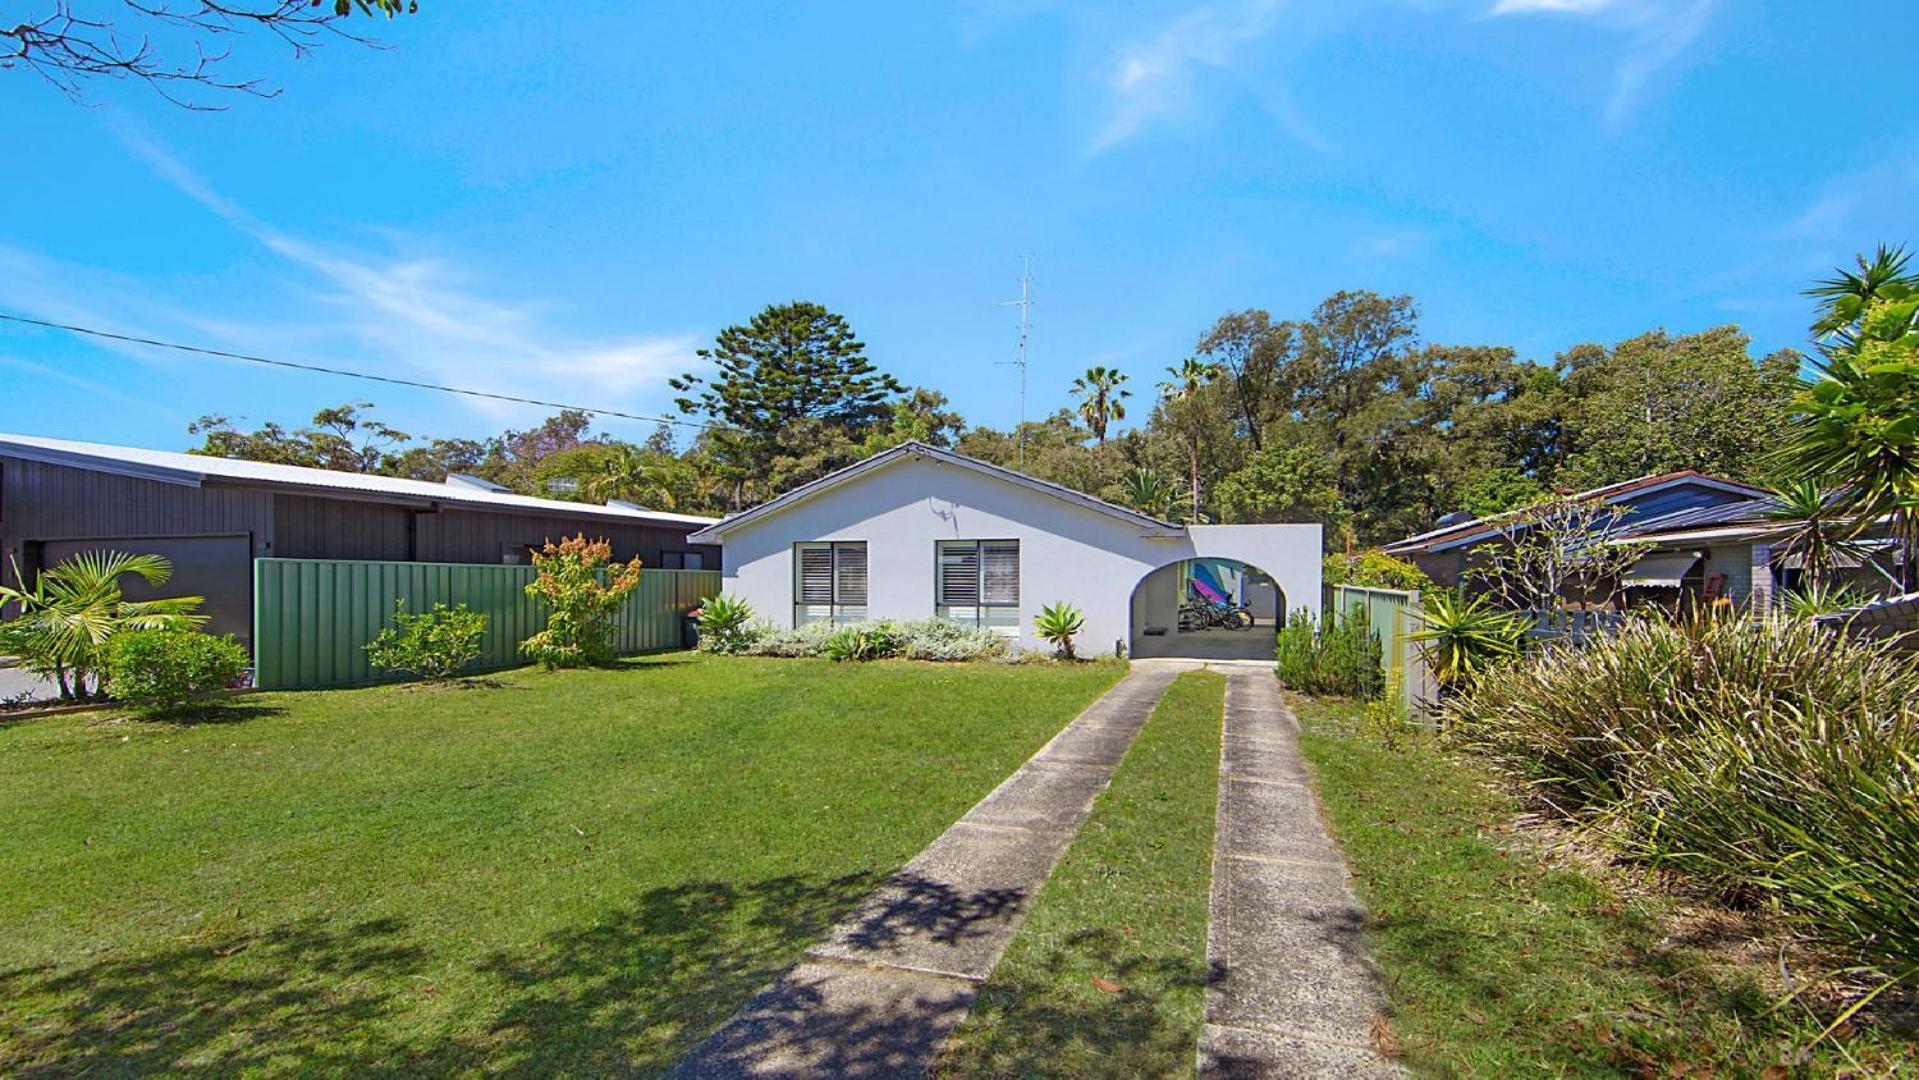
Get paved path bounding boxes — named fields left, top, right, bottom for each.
left=1197, top=667, right=1400, bottom=1077
left=0, top=662, right=57, bottom=706
left=674, top=660, right=1194, bottom=1079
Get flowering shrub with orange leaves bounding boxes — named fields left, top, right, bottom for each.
left=518, top=534, right=644, bottom=669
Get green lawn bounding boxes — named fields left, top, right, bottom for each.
left=937, top=670, right=1225, bottom=1077
left=1290, top=694, right=1919, bottom=1078
left=0, top=654, right=1124, bottom=1075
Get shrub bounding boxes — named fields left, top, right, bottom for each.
left=695, top=594, right=763, bottom=655
left=364, top=600, right=488, bottom=681
left=104, top=629, right=249, bottom=715
left=1322, top=550, right=1431, bottom=592
left=1274, top=605, right=1383, bottom=698
left=743, top=621, right=840, bottom=658
left=822, top=622, right=905, bottom=662
left=1443, top=611, right=1919, bottom=983
left=1409, top=590, right=1528, bottom=691
left=897, top=618, right=1008, bottom=662
left=1034, top=602, right=1085, bottom=660
left=519, top=535, right=643, bottom=670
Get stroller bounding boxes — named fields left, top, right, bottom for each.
left=1178, top=577, right=1255, bottom=631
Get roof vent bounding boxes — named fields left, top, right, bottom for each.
left=605, top=498, right=651, bottom=511
left=445, top=473, right=512, bottom=493
left=1436, top=511, right=1474, bottom=527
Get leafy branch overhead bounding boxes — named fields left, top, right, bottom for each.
left=3, top=0, right=417, bottom=108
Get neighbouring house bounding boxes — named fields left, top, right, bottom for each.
left=0, top=433, right=719, bottom=649
left=1383, top=470, right=1770, bottom=597
left=687, top=442, right=1321, bottom=660
left=1615, top=496, right=1906, bottom=610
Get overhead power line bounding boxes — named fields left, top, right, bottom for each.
left=0, top=311, right=729, bottom=433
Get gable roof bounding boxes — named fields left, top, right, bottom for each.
left=687, top=441, right=1183, bottom=543
left=0, top=432, right=718, bottom=529
left=1384, top=470, right=1771, bottom=556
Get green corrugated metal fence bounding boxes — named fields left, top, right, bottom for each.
left=252, top=559, right=721, bottom=690
left=1325, top=583, right=1433, bottom=718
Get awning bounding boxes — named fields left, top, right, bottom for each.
left=1622, top=551, right=1701, bottom=588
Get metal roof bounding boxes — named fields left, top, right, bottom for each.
left=0, top=432, right=718, bottom=529
left=688, top=441, right=1183, bottom=543
left=1384, top=470, right=1771, bottom=555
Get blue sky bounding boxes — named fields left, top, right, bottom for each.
left=3, top=0, right=1914, bottom=452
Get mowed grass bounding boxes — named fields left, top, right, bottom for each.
left=1290, top=695, right=1919, bottom=1078
left=938, top=670, right=1225, bottom=1077
left=0, top=654, right=1124, bottom=1075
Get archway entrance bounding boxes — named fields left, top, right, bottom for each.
left=1129, top=557, right=1283, bottom=660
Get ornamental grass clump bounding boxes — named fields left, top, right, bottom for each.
left=1442, top=611, right=1919, bottom=986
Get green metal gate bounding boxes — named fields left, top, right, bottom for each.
left=252, top=559, right=721, bottom=690
left=1326, top=583, right=1432, bottom=717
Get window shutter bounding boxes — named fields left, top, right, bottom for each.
left=982, top=541, right=1020, bottom=605
left=798, top=545, right=834, bottom=603
left=939, top=543, right=981, bottom=605
left=834, top=543, right=868, bottom=605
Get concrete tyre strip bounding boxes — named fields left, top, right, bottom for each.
left=675, top=660, right=1192, bottom=1079
left=1198, top=668, right=1402, bottom=1078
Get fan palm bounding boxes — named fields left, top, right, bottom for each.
left=1069, top=366, right=1131, bottom=444
left=1158, top=357, right=1223, bottom=523
left=0, top=551, right=206, bottom=701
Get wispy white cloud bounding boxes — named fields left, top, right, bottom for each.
left=110, top=132, right=704, bottom=419
left=1093, top=0, right=1313, bottom=151
left=1489, top=0, right=1716, bottom=129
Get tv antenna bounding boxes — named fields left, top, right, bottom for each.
left=999, top=255, right=1034, bottom=470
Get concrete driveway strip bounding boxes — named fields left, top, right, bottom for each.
left=1198, top=666, right=1401, bottom=1078
left=675, top=660, right=1193, bottom=1079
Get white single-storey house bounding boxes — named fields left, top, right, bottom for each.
left=687, top=442, right=1321, bottom=659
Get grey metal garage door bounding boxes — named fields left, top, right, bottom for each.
left=39, top=535, right=253, bottom=648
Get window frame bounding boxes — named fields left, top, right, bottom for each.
left=793, top=541, right=868, bottom=626
left=935, top=539, right=1020, bottom=631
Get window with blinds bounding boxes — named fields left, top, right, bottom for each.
left=937, top=540, right=1019, bottom=633
left=794, top=542, right=867, bottom=625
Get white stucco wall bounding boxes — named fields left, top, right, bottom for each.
left=711, top=454, right=1321, bottom=654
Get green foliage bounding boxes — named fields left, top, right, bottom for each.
left=1033, top=602, right=1086, bottom=660
left=1780, top=580, right=1869, bottom=620
left=741, top=618, right=1006, bottom=662
left=0, top=551, right=206, bottom=701
left=1069, top=366, right=1131, bottom=444
left=103, top=629, right=249, bottom=715
left=821, top=622, right=906, bottom=662
left=1210, top=444, right=1347, bottom=535
left=1274, top=606, right=1383, bottom=699
left=1454, top=466, right=1545, bottom=518
left=1443, top=612, right=1919, bottom=986
left=1321, top=549, right=1431, bottom=591
left=1117, top=468, right=1180, bottom=521
left=694, top=594, right=761, bottom=655
left=1409, top=590, right=1528, bottom=690
left=518, top=535, right=643, bottom=670
left=364, top=600, right=487, bottom=681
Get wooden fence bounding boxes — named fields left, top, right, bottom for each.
left=1325, top=583, right=1435, bottom=718
left=252, top=559, right=721, bottom=690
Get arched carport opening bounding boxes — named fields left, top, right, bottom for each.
left=1128, top=557, right=1285, bottom=660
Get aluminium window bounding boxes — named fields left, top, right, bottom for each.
left=937, top=539, right=1020, bottom=634
left=794, top=541, right=867, bottom=625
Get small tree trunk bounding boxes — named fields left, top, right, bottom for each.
left=1189, top=435, right=1201, bottom=523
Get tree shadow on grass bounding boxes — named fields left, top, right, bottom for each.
left=939, top=925, right=1215, bottom=1076
left=0, top=916, right=425, bottom=1077
left=0, top=873, right=886, bottom=1077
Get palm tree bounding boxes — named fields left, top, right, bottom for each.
left=1785, top=245, right=1919, bottom=589
left=1764, top=480, right=1874, bottom=594
left=1159, top=357, right=1222, bottom=523
left=1119, top=468, right=1179, bottom=521
left=1069, top=366, right=1131, bottom=445
left=0, top=551, right=206, bottom=700
left=585, top=445, right=678, bottom=511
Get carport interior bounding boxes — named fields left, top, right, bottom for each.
left=1129, top=557, right=1280, bottom=660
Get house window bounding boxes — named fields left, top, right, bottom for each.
left=660, top=551, right=684, bottom=570
left=937, top=540, right=1020, bottom=635
left=795, top=542, right=867, bottom=625
left=683, top=551, right=705, bottom=571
